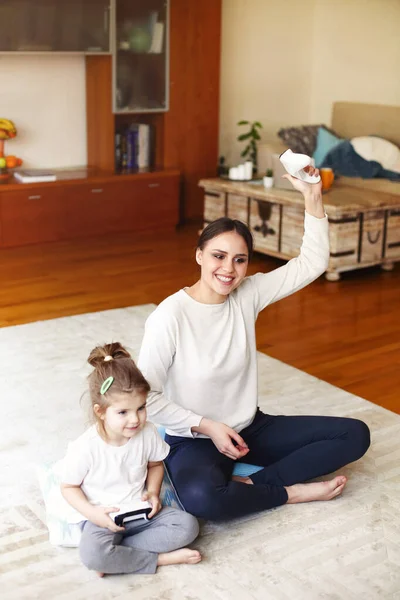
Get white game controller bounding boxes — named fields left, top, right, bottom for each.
left=279, top=149, right=321, bottom=184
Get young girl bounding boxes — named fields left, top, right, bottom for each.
left=60, top=342, right=201, bottom=576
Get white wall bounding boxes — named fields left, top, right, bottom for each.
left=309, top=0, right=400, bottom=123
left=1, top=0, right=399, bottom=169
left=220, top=0, right=400, bottom=165
left=0, top=55, right=87, bottom=168
left=219, top=0, right=316, bottom=165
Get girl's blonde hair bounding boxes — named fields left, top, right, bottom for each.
left=87, top=342, right=150, bottom=436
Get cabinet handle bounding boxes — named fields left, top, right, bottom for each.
left=28, top=195, right=41, bottom=200
left=91, top=188, right=103, bottom=193
left=148, top=183, right=160, bottom=188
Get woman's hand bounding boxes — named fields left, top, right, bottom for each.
left=282, top=165, right=322, bottom=195
left=195, top=418, right=249, bottom=460
left=142, top=491, right=162, bottom=518
left=89, top=506, right=125, bottom=532
left=283, top=166, right=325, bottom=218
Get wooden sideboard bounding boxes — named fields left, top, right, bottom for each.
left=199, top=178, right=400, bottom=281
left=0, top=168, right=180, bottom=248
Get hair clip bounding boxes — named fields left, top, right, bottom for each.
left=104, top=355, right=113, bottom=362
left=100, top=376, right=114, bottom=395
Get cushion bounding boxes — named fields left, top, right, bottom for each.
left=350, top=136, right=400, bottom=173
left=37, top=458, right=184, bottom=547
left=313, top=127, right=344, bottom=167
left=277, top=124, right=338, bottom=157
left=157, top=426, right=263, bottom=478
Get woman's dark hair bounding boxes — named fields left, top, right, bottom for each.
left=86, top=342, right=150, bottom=436
left=197, top=217, right=254, bottom=261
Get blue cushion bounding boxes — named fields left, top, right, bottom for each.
left=313, top=126, right=343, bottom=167
left=157, top=427, right=263, bottom=479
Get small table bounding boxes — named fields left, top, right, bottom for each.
left=199, top=178, right=400, bottom=281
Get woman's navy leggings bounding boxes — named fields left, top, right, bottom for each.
left=165, top=409, right=370, bottom=521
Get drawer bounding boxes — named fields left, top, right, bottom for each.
left=250, top=199, right=280, bottom=254
left=0, top=188, right=66, bottom=247
left=227, top=194, right=248, bottom=223
left=64, top=182, right=118, bottom=238
left=127, top=176, right=179, bottom=230
left=64, top=176, right=179, bottom=238
left=280, top=205, right=304, bottom=257
left=203, top=190, right=225, bottom=222
left=385, top=209, right=400, bottom=259
left=328, top=214, right=360, bottom=268
left=360, top=210, right=385, bottom=263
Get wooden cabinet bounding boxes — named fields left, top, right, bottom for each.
left=64, top=181, right=125, bottom=238
left=385, top=209, right=400, bottom=260
left=114, top=0, right=168, bottom=113
left=87, top=0, right=222, bottom=221
left=0, top=188, right=67, bottom=247
left=0, top=0, right=110, bottom=53
left=64, top=175, right=179, bottom=238
left=0, top=169, right=179, bottom=248
left=200, top=178, right=400, bottom=281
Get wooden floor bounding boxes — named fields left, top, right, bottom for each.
left=1, top=226, right=399, bottom=414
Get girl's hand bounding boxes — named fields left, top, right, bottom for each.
left=89, top=506, right=125, bottom=532
left=282, top=165, right=323, bottom=196
left=142, top=491, right=162, bottom=518
left=204, top=420, right=249, bottom=460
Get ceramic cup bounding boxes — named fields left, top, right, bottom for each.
left=320, top=167, right=334, bottom=191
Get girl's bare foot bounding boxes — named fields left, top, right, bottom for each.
left=232, top=475, right=253, bottom=485
left=285, top=475, right=347, bottom=504
left=157, top=548, right=202, bottom=567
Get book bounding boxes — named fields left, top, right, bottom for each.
left=127, top=126, right=139, bottom=169
left=148, top=22, right=164, bottom=54
left=14, top=169, right=56, bottom=183
left=115, top=131, right=122, bottom=172
left=138, top=124, right=150, bottom=169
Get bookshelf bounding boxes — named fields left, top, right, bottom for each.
left=0, top=0, right=221, bottom=248
left=86, top=0, right=221, bottom=221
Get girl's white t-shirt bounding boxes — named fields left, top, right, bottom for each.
left=61, top=422, right=169, bottom=523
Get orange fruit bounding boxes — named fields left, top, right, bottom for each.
left=6, top=155, right=17, bottom=168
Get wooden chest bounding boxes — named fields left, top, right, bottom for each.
left=199, top=178, right=400, bottom=281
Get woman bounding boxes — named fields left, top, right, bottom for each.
left=137, top=167, right=370, bottom=521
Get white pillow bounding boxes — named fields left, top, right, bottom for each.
left=36, top=458, right=185, bottom=547
left=350, top=136, right=400, bottom=173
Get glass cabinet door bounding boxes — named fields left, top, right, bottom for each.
left=0, top=0, right=110, bottom=53
left=113, top=0, right=168, bottom=113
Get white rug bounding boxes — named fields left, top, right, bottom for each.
left=0, top=305, right=399, bottom=600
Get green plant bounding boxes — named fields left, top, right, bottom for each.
left=266, top=168, right=273, bottom=177
left=237, top=120, right=263, bottom=172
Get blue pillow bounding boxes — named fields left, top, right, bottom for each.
left=313, top=127, right=343, bottom=167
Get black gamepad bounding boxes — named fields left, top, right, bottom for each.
left=114, top=507, right=152, bottom=526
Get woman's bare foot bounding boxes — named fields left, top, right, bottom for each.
left=285, top=475, right=347, bottom=504
left=157, top=548, right=202, bottom=567
left=96, top=572, right=105, bottom=578
left=232, top=475, right=253, bottom=485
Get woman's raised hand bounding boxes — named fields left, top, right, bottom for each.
left=282, top=165, right=323, bottom=195
left=197, top=418, right=249, bottom=460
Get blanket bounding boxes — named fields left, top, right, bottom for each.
left=321, top=140, right=400, bottom=181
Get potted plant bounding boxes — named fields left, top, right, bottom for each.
left=263, top=168, right=274, bottom=188
left=237, top=120, right=262, bottom=175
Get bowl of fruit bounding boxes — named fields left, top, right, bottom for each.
left=0, top=155, right=23, bottom=183
left=0, top=119, right=23, bottom=183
